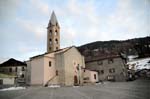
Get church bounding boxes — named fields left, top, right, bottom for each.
left=26, top=11, right=98, bottom=86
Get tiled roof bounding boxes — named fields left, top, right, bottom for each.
left=30, top=46, right=74, bottom=59
left=85, top=55, right=121, bottom=63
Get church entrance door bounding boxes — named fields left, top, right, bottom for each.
left=74, top=75, right=78, bottom=85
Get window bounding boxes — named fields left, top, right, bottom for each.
left=55, top=39, right=58, bottom=44
left=56, top=47, right=58, bottom=50
left=109, top=69, right=111, bottom=73
left=94, top=74, right=96, bottom=79
left=100, top=70, right=104, bottom=74
left=108, top=58, right=114, bottom=64
left=49, top=39, right=52, bottom=44
left=109, top=68, right=115, bottom=73
left=97, top=60, right=103, bottom=65
left=9, top=68, right=12, bottom=72
left=56, top=70, right=58, bottom=76
left=55, top=30, right=58, bottom=35
left=49, top=61, right=51, bottom=67
left=21, top=74, right=24, bottom=78
left=84, top=69, right=85, bottom=72
left=98, top=70, right=104, bottom=74
left=22, top=67, right=25, bottom=71
left=49, top=47, right=52, bottom=51
left=112, top=68, right=115, bottom=73
left=49, top=30, right=52, bottom=35
left=50, top=30, right=52, bottom=33
left=15, top=67, right=17, bottom=72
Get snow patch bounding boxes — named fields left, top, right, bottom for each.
left=0, top=87, right=26, bottom=91
left=73, top=86, right=80, bottom=88
left=48, top=85, right=60, bottom=88
left=127, top=58, right=150, bottom=70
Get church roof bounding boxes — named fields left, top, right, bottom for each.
left=30, top=46, right=76, bottom=59
left=48, top=11, right=59, bottom=28
left=0, top=58, right=26, bottom=67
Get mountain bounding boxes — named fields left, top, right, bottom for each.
left=78, top=36, right=150, bottom=62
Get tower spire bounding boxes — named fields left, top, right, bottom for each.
left=47, top=11, right=60, bottom=52
left=48, top=11, right=59, bottom=28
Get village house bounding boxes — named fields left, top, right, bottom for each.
left=0, top=58, right=26, bottom=85
left=26, top=11, right=98, bottom=86
left=85, top=55, right=127, bottom=81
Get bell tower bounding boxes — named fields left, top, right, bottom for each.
left=47, top=11, right=60, bottom=52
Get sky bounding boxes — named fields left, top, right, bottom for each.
left=0, top=0, right=150, bottom=62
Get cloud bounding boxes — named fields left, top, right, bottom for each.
left=56, top=0, right=101, bottom=45
left=0, top=0, right=22, bottom=21
left=57, top=0, right=149, bottom=43
left=104, top=0, right=149, bottom=40
left=30, top=0, right=50, bottom=16
left=0, top=0, right=149, bottom=60
left=16, top=18, right=46, bottom=39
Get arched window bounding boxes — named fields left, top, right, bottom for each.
left=49, top=39, right=52, bottom=44
left=21, top=74, right=24, bottom=78
left=49, top=47, right=52, bottom=50
left=49, top=30, right=52, bottom=35
left=55, top=30, right=58, bottom=35
left=55, top=39, right=58, bottom=44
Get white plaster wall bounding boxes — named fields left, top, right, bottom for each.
left=63, top=47, right=85, bottom=86
left=83, top=70, right=98, bottom=83
left=30, top=57, right=44, bottom=85
left=43, top=53, right=58, bottom=85
left=90, top=71, right=98, bottom=83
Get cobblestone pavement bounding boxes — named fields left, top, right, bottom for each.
left=0, top=79, right=149, bottom=99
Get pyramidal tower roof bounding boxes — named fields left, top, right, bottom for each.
left=48, top=11, right=59, bottom=27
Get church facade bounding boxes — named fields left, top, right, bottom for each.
left=26, top=11, right=98, bottom=86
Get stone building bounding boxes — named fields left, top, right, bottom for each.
left=85, top=56, right=127, bottom=81
left=26, top=11, right=98, bottom=86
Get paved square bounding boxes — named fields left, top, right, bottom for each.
left=0, top=79, right=149, bottom=99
